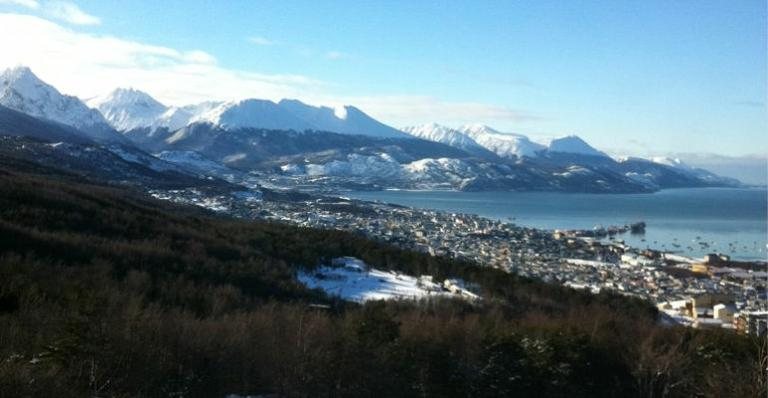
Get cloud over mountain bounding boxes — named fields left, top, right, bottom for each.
left=0, top=12, right=543, bottom=136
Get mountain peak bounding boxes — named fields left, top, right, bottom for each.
left=547, top=135, right=606, bottom=157
left=88, top=88, right=168, bottom=131
left=455, top=124, right=545, bottom=158
left=402, top=123, right=456, bottom=135
left=458, top=124, right=531, bottom=140
left=1, top=66, right=54, bottom=98
left=460, top=123, right=497, bottom=134
left=401, top=123, right=491, bottom=157
left=277, top=99, right=409, bottom=138
left=197, top=98, right=313, bottom=131
left=0, top=66, right=123, bottom=143
left=404, top=122, right=452, bottom=131
left=91, top=87, right=165, bottom=108
left=110, top=87, right=158, bottom=101
left=1, top=65, right=36, bottom=81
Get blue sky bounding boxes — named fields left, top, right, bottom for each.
left=0, top=0, right=766, bottom=159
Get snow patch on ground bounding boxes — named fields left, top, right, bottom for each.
left=107, top=146, right=177, bottom=172
left=299, top=257, right=479, bottom=303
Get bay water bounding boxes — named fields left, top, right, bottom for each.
left=346, top=188, right=768, bottom=261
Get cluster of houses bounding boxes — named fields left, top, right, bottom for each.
left=657, top=294, right=767, bottom=336
left=148, top=187, right=767, bottom=335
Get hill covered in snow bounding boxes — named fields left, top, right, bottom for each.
left=0, top=67, right=124, bottom=143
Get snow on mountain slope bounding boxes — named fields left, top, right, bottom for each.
left=547, top=135, right=607, bottom=157
left=298, top=154, right=482, bottom=184
left=105, top=144, right=183, bottom=173
left=305, top=153, right=404, bottom=178
left=87, top=95, right=411, bottom=139
left=0, top=66, right=123, bottom=143
left=88, top=88, right=168, bottom=131
left=152, top=101, right=224, bottom=131
left=458, top=124, right=546, bottom=158
left=155, top=150, right=232, bottom=173
left=284, top=154, right=479, bottom=187
left=651, top=156, right=694, bottom=171
left=83, top=88, right=409, bottom=138
left=155, top=150, right=246, bottom=182
left=153, top=107, right=192, bottom=131
left=649, top=156, right=740, bottom=185
left=276, top=99, right=351, bottom=133
left=404, top=157, right=475, bottom=182
left=401, top=123, right=485, bottom=152
left=278, top=99, right=410, bottom=139
left=85, top=86, right=224, bottom=133
left=0, top=104, right=94, bottom=145
left=195, top=99, right=313, bottom=131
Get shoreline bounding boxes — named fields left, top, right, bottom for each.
left=344, top=188, right=768, bottom=262
left=149, top=182, right=768, bottom=333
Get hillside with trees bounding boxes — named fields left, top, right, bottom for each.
left=0, top=163, right=764, bottom=397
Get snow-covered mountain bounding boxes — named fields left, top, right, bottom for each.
left=305, top=153, right=404, bottom=178
left=402, top=123, right=544, bottom=159
left=194, top=99, right=313, bottom=131
left=0, top=67, right=742, bottom=193
left=404, top=157, right=478, bottom=186
left=199, top=98, right=409, bottom=139
left=0, top=134, right=230, bottom=190
left=547, top=135, right=607, bottom=157
left=0, top=104, right=93, bottom=144
left=279, top=99, right=410, bottom=139
left=87, top=89, right=410, bottom=139
left=88, top=88, right=168, bottom=131
left=153, top=101, right=224, bottom=132
left=650, top=156, right=694, bottom=171
left=401, top=123, right=485, bottom=153
left=404, top=124, right=605, bottom=160
left=0, top=66, right=123, bottom=143
left=649, top=156, right=739, bottom=185
left=458, top=124, right=546, bottom=158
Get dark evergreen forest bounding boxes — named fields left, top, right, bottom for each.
left=0, top=164, right=764, bottom=397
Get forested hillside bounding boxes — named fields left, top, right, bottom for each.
left=0, top=164, right=764, bottom=397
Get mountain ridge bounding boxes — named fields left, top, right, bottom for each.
left=0, top=67, right=125, bottom=143
left=0, top=66, right=744, bottom=193
left=88, top=84, right=410, bottom=139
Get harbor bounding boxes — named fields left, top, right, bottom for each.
left=150, top=185, right=768, bottom=336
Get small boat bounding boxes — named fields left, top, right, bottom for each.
left=629, top=221, right=646, bottom=234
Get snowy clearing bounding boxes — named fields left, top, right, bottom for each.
left=299, top=257, right=479, bottom=303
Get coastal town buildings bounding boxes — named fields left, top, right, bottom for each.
left=149, top=187, right=768, bottom=334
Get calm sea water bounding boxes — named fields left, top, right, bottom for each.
left=346, top=188, right=768, bottom=261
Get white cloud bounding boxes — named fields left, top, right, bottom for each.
left=1, top=0, right=100, bottom=25
left=182, top=50, right=217, bottom=65
left=0, top=13, right=324, bottom=104
left=0, top=0, right=39, bottom=8
left=44, top=1, right=99, bottom=25
left=247, top=36, right=273, bottom=46
left=0, top=12, right=541, bottom=131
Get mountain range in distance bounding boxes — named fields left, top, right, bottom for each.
left=0, top=66, right=743, bottom=193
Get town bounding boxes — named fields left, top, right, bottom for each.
left=149, top=186, right=768, bottom=337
